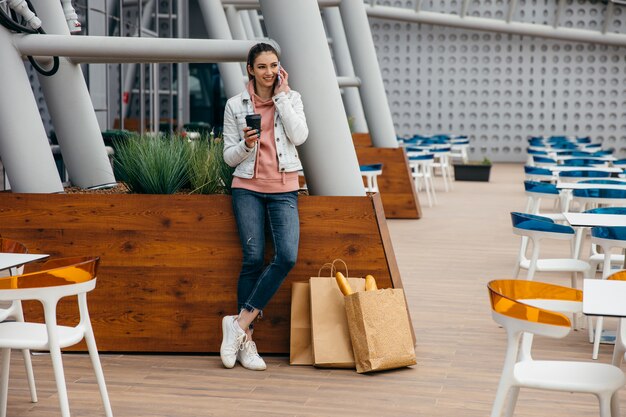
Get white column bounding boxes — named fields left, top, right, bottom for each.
left=259, top=0, right=365, bottom=196
left=339, top=0, right=398, bottom=147
left=225, top=5, right=248, bottom=40
left=248, top=10, right=265, bottom=38
left=87, top=0, right=108, bottom=129
left=29, top=0, right=116, bottom=189
left=197, top=0, right=246, bottom=97
left=0, top=26, right=63, bottom=193
left=323, top=7, right=368, bottom=133
left=121, top=0, right=155, bottom=119
left=177, top=0, right=189, bottom=129
left=239, top=9, right=255, bottom=39
left=225, top=5, right=249, bottom=74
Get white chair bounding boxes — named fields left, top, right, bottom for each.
left=584, top=207, right=626, bottom=275
left=558, top=170, right=612, bottom=184
left=359, top=163, right=383, bottom=194
left=450, top=139, right=469, bottom=164
left=525, top=149, right=550, bottom=166
left=532, top=155, right=557, bottom=167
left=523, top=166, right=555, bottom=183
left=431, top=147, right=453, bottom=191
left=0, top=238, right=36, bottom=405
left=0, top=256, right=113, bottom=417
left=523, top=181, right=566, bottom=222
left=569, top=187, right=626, bottom=213
left=607, top=271, right=626, bottom=369
left=511, top=212, right=591, bottom=286
left=488, top=279, right=625, bottom=417
left=590, top=227, right=626, bottom=360
left=408, top=154, right=437, bottom=207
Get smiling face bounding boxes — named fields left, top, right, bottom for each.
left=248, top=51, right=279, bottom=91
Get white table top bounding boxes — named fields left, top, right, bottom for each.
left=556, top=182, right=626, bottom=190
left=541, top=165, right=624, bottom=174
left=0, top=253, right=49, bottom=272
left=563, top=212, right=626, bottom=227
left=550, top=166, right=623, bottom=173
left=406, top=151, right=429, bottom=157
left=583, top=279, right=626, bottom=317
left=554, top=154, right=616, bottom=160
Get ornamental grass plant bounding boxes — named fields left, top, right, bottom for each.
left=188, top=135, right=234, bottom=195
left=113, top=134, right=192, bottom=194
left=112, top=132, right=234, bottom=195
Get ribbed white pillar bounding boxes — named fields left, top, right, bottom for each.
left=247, top=10, right=264, bottom=38
left=197, top=0, right=246, bottom=97
left=259, top=0, right=365, bottom=196
left=0, top=26, right=63, bottom=193
left=30, top=0, right=116, bottom=189
left=339, top=0, right=398, bottom=147
left=225, top=5, right=249, bottom=74
left=121, top=0, right=155, bottom=119
left=323, top=7, right=368, bottom=134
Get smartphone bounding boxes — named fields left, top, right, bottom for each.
left=276, top=62, right=282, bottom=86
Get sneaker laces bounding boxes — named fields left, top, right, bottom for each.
left=225, top=320, right=248, bottom=355
left=243, top=341, right=261, bottom=359
left=236, top=333, right=248, bottom=351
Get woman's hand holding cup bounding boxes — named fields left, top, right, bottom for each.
left=243, top=126, right=259, bottom=149
left=244, top=113, right=262, bottom=149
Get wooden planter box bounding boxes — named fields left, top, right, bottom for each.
left=351, top=133, right=422, bottom=219
left=355, top=147, right=421, bottom=219
left=0, top=192, right=407, bottom=354
left=453, top=164, right=492, bottom=182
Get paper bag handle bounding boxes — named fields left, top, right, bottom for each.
left=317, top=262, right=336, bottom=277
left=331, top=258, right=349, bottom=278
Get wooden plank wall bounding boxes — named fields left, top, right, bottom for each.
left=352, top=133, right=422, bottom=219
left=352, top=132, right=373, bottom=148
left=0, top=193, right=402, bottom=354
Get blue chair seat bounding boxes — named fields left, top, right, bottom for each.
left=524, top=180, right=559, bottom=195
left=573, top=188, right=626, bottom=199
left=409, top=154, right=434, bottom=161
left=360, top=163, right=383, bottom=172
left=579, top=179, right=626, bottom=185
left=511, top=212, right=574, bottom=234
left=559, top=170, right=611, bottom=179
left=585, top=207, right=626, bottom=215
left=524, top=166, right=552, bottom=176
left=533, top=156, right=557, bottom=164
left=561, top=158, right=604, bottom=167
left=550, top=143, right=578, bottom=150
left=548, top=135, right=569, bottom=141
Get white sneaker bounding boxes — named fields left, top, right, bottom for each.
left=237, top=341, right=267, bottom=371
left=220, top=316, right=246, bottom=368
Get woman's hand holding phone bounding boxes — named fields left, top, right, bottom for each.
left=274, top=65, right=289, bottom=96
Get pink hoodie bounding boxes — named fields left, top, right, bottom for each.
left=231, top=82, right=299, bottom=193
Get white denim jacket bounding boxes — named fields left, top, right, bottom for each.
left=223, top=89, right=308, bottom=178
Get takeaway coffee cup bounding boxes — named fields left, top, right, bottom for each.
left=245, top=114, right=262, bottom=135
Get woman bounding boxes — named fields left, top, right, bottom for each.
left=221, top=43, right=309, bottom=370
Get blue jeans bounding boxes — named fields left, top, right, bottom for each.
left=231, top=188, right=299, bottom=316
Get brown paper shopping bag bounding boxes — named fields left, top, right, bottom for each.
left=289, top=281, right=314, bottom=365
left=309, top=260, right=365, bottom=368
left=344, top=288, right=416, bottom=374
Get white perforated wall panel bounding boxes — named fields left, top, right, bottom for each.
left=369, top=0, right=626, bottom=162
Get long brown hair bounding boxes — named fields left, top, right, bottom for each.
left=246, top=43, right=280, bottom=80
